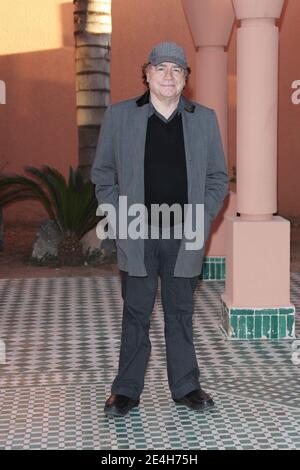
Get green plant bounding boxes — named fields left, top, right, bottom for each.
left=27, top=252, right=60, bottom=267
left=85, top=247, right=117, bottom=266
left=0, top=165, right=101, bottom=265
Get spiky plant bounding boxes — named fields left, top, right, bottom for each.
left=0, top=165, right=101, bottom=265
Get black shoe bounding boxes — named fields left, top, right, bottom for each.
left=173, top=389, right=215, bottom=411
left=104, top=394, right=140, bottom=417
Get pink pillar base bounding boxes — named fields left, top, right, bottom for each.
left=206, top=191, right=237, bottom=256
left=223, top=215, right=292, bottom=308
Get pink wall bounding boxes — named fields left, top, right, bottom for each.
left=0, top=1, right=78, bottom=223
left=110, top=0, right=196, bottom=102
left=1, top=0, right=299, bottom=224
left=277, top=0, right=300, bottom=217
left=110, top=0, right=300, bottom=219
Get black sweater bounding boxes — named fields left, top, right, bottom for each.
left=144, top=112, right=188, bottom=228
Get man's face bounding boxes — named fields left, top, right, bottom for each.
left=146, top=62, right=186, bottom=100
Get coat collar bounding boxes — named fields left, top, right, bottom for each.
left=135, top=89, right=195, bottom=113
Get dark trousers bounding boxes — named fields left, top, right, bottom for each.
left=111, top=230, right=201, bottom=400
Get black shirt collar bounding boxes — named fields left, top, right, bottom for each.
left=136, top=89, right=195, bottom=113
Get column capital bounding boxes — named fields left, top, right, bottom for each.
left=182, top=0, right=234, bottom=47
left=232, top=0, right=284, bottom=20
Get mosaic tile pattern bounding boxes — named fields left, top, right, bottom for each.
left=221, top=300, right=296, bottom=340
left=0, top=274, right=299, bottom=449
left=201, top=257, right=226, bottom=281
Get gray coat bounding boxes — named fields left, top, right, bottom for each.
left=91, top=90, right=229, bottom=278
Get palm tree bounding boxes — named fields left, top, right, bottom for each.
left=0, top=166, right=101, bottom=265
left=73, top=0, right=112, bottom=180
left=1, top=80, right=8, bottom=250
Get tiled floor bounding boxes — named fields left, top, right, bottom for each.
left=0, top=274, right=299, bottom=450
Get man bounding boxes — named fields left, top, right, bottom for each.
left=91, top=42, right=229, bottom=417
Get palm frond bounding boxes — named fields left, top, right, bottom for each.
left=0, top=165, right=99, bottom=240
left=0, top=175, right=55, bottom=219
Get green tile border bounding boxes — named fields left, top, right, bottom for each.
left=220, top=298, right=296, bottom=341
left=200, top=257, right=226, bottom=281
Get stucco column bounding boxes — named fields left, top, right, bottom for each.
left=182, top=0, right=236, bottom=274
left=182, top=0, right=234, bottom=161
left=221, top=0, right=295, bottom=340
left=235, top=0, right=282, bottom=219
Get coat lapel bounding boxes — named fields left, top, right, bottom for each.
left=128, top=98, right=150, bottom=205
left=181, top=103, right=207, bottom=204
